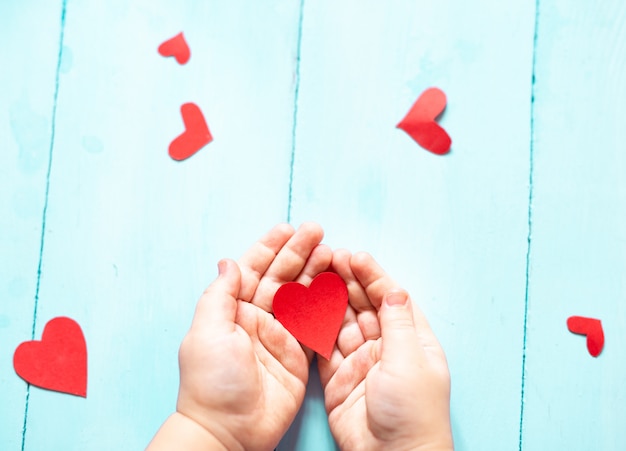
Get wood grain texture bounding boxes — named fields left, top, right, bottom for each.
left=15, top=0, right=301, bottom=449
left=0, top=1, right=64, bottom=448
left=2, top=1, right=626, bottom=450
left=522, top=0, right=626, bottom=449
left=290, top=1, right=536, bottom=449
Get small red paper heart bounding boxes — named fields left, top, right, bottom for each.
left=397, top=87, right=452, bottom=155
left=567, top=316, right=604, bottom=357
left=273, top=272, right=348, bottom=360
left=158, top=32, right=190, bottom=65
left=169, top=103, right=213, bottom=161
left=13, top=317, right=87, bottom=397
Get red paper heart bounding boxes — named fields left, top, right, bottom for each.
left=273, top=272, right=348, bottom=360
left=169, top=103, right=213, bottom=161
left=397, top=87, right=452, bottom=155
left=567, top=316, right=604, bottom=357
left=158, top=32, right=190, bottom=65
left=13, top=317, right=87, bottom=397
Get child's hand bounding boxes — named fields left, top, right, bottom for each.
left=318, top=251, right=453, bottom=451
left=149, top=223, right=331, bottom=450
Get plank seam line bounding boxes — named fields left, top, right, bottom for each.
left=21, top=0, right=68, bottom=449
left=518, top=1, right=541, bottom=449
left=286, top=0, right=305, bottom=223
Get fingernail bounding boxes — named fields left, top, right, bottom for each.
left=385, top=291, right=408, bottom=307
left=217, top=259, right=227, bottom=276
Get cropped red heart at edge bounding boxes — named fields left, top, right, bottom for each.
left=273, top=272, right=348, bottom=360
left=397, top=87, right=452, bottom=155
left=567, top=315, right=604, bottom=357
left=13, top=316, right=87, bottom=397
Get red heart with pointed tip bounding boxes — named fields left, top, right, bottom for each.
left=158, top=32, right=190, bottom=65
left=273, top=272, right=348, bottom=360
left=13, top=317, right=87, bottom=397
left=169, top=103, right=213, bottom=161
left=397, top=87, right=451, bottom=155
left=567, top=316, right=604, bottom=357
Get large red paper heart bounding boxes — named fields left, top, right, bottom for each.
left=13, top=317, right=87, bottom=397
left=273, top=272, right=348, bottom=360
left=567, top=316, right=604, bottom=357
left=169, top=103, right=213, bottom=161
left=158, top=32, right=190, bottom=65
left=397, top=87, right=452, bottom=155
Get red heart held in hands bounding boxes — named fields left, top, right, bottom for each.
left=273, top=272, right=348, bottom=360
left=169, top=103, right=213, bottom=161
left=567, top=316, right=604, bottom=357
left=158, top=32, right=190, bottom=65
left=397, top=87, right=452, bottom=155
left=13, top=317, right=87, bottom=397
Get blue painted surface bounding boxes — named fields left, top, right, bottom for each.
left=1, top=1, right=625, bottom=449
left=1, top=1, right=64, bottom=448
left=522, top=1, right=626, bottom=449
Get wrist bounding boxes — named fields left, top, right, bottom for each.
left=385, top=427, right=453, bottom=451
left=414, top=431, right=454, bottom=451
left=147, top=412, right=229, bottom=450
left=415, top=442, right=454, bottom=451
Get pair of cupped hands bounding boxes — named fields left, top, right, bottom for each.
left=148, top=223, right=453, bottom=451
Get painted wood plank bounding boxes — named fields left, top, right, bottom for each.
left=290, top=1, right=536, bottom=449
left=521, top=1, right=626, bottom=449
left=0, top=2, right=64, bottom=448
left=21, top=1, right=301, bottom=449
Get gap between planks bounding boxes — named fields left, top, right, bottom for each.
left=21, top=0, right=69, bottom=449
left=286, top=0, right=305, bottom=224
left=518, top=0, right=541, bottom=449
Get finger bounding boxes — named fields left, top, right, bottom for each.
left=191, top=259, right=242, bottom=333
left=378, top=290, right=428, bottom=369
left=236, top=300, right=309, bottom=383
left=356, top=309, right=381, bottom=341
left=250, top=222, right=325, bottom=310
left=350, top=252, right=399, bottom=310
left=330, top=248, right=352, bottom=274
left=264, top=221, right=324, bottom=281
left=302, top=346, right=315, bottom=364
left=317, top=346, right=344, bottom=387
left=295, top=244, right=332, bottom=285
left=336, top=305, right=365, bottom=357
left=322, top=340, right=379, bottom=413
left=333, top=250, right=381, bottom=340
left=238, top=223, right=295, bottom=302
left=332, top=249, right=373, bottom=313
left=296, top=342, right=316, bottom=364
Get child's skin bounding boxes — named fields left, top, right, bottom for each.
left=148, top=223, right=453, bottom=450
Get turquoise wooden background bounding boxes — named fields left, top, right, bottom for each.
left=2, top=0, right=625, bottom=449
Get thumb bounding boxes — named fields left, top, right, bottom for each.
left=379, top=290, right=423, bottom=368
left=191, top=259, right=241, bottom=333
